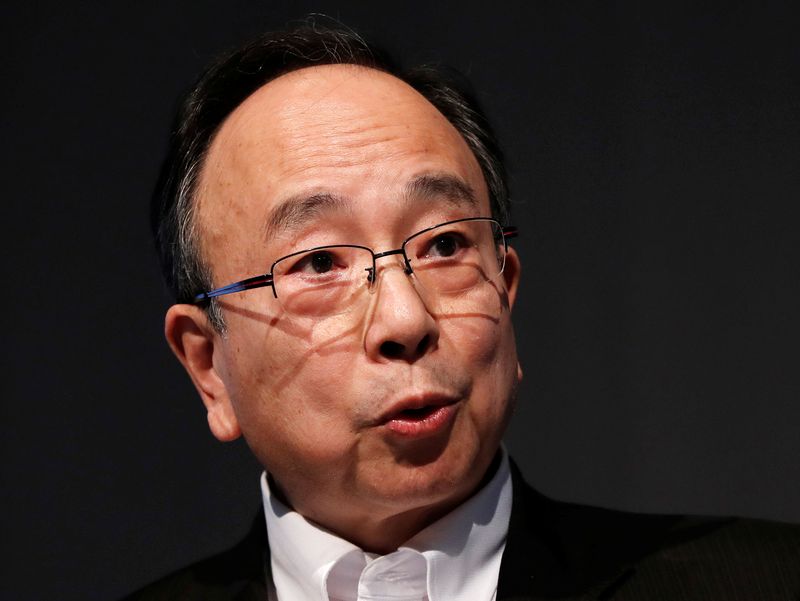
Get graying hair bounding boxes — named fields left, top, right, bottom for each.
left=175, top=155, right=226, bottom=331
left=151, top=20, right=509, bottom=334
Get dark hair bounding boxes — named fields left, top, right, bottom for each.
left=152, top=20, right=509, bottom=329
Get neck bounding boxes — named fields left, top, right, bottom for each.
left=269, top=452, right=502, bottom=553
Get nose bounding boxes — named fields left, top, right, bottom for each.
left=363, top=260, right=439, bottom=363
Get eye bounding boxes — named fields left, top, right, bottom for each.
left=309, top=251, right=334, bottom=273
left=290, top=250, right=339, bottom=275
left=425, top=232, right=467, bottom=258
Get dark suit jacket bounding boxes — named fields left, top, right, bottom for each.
left=124, top=462, right=800, bottom=600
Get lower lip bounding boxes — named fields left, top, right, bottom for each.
left=383, top=403, right=459, bottom=437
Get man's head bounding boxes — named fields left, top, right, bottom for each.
left=155, top=22, right=522, bottom=550
left=153, top=24, right=510, bottom=327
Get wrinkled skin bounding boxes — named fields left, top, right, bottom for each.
left=165, top=64, right=522, bottom=552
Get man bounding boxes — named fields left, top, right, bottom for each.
left=129, top=22, right=800, bottom=601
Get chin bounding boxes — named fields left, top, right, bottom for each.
left=361, top=433, right=493, bottom=513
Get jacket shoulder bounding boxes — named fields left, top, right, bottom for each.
left=502, top=461, right=800, bottom=600
left=614, top=517, right=800, bottom=599
left=120, top=513, right=268, bottom=601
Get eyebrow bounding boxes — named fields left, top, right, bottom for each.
left=404, top=173, right=478, bottom=208
left=264, top=192, right=350, bottom=240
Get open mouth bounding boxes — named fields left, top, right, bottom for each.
left=382, top=400, right=459, bottom=437
left=396, top=405, right=440, bottom=419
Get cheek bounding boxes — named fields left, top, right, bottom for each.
left=438, top=300, right=508, bottom=368
left=221, top=317, right=364, bottom=459
left=224, top=308, right=359, bottom=393
left=441, top=310, right=518, bottom=429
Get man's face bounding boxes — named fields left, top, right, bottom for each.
left=185, top=65, right=521, bottom=538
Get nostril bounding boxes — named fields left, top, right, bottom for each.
left=415, top=334, right=431, bottom=355
left=380, top=341, right=405, bottom=358
left=379, top=334, right=433, bottom=360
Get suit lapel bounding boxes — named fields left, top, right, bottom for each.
left=497, top=460, right=679, bottom=600
left=216, top=510, right=271, bottom=601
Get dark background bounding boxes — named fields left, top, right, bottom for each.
left=3, top=2, right=798, bottom=599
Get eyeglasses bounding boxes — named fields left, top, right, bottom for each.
left=194, top=217, right=518, bottom=318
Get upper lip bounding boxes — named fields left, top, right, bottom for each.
left=377, top=393, right=460, bottom=424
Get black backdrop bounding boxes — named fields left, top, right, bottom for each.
left=3, top=2, right=799, bottom=600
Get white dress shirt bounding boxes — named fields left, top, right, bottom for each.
left=261, top=450, right=513, bottom=601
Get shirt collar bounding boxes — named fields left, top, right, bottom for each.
left=261, top=449, right=512, bottom=601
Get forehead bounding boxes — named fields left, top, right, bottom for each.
left=195, top=65, right=488, bottom=258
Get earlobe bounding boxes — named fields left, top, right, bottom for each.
left=164, top=305, right=242, bottom=442
left=503, top=247, right=521, bottom=311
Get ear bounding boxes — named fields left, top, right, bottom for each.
left=502, top=247, right=524, bottom=384
left=503, top=247, right=521, bottom=311
left=164, top=304, right=242, bottom=442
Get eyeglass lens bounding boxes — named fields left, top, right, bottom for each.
left=271, top=219, right=506, bottom=317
